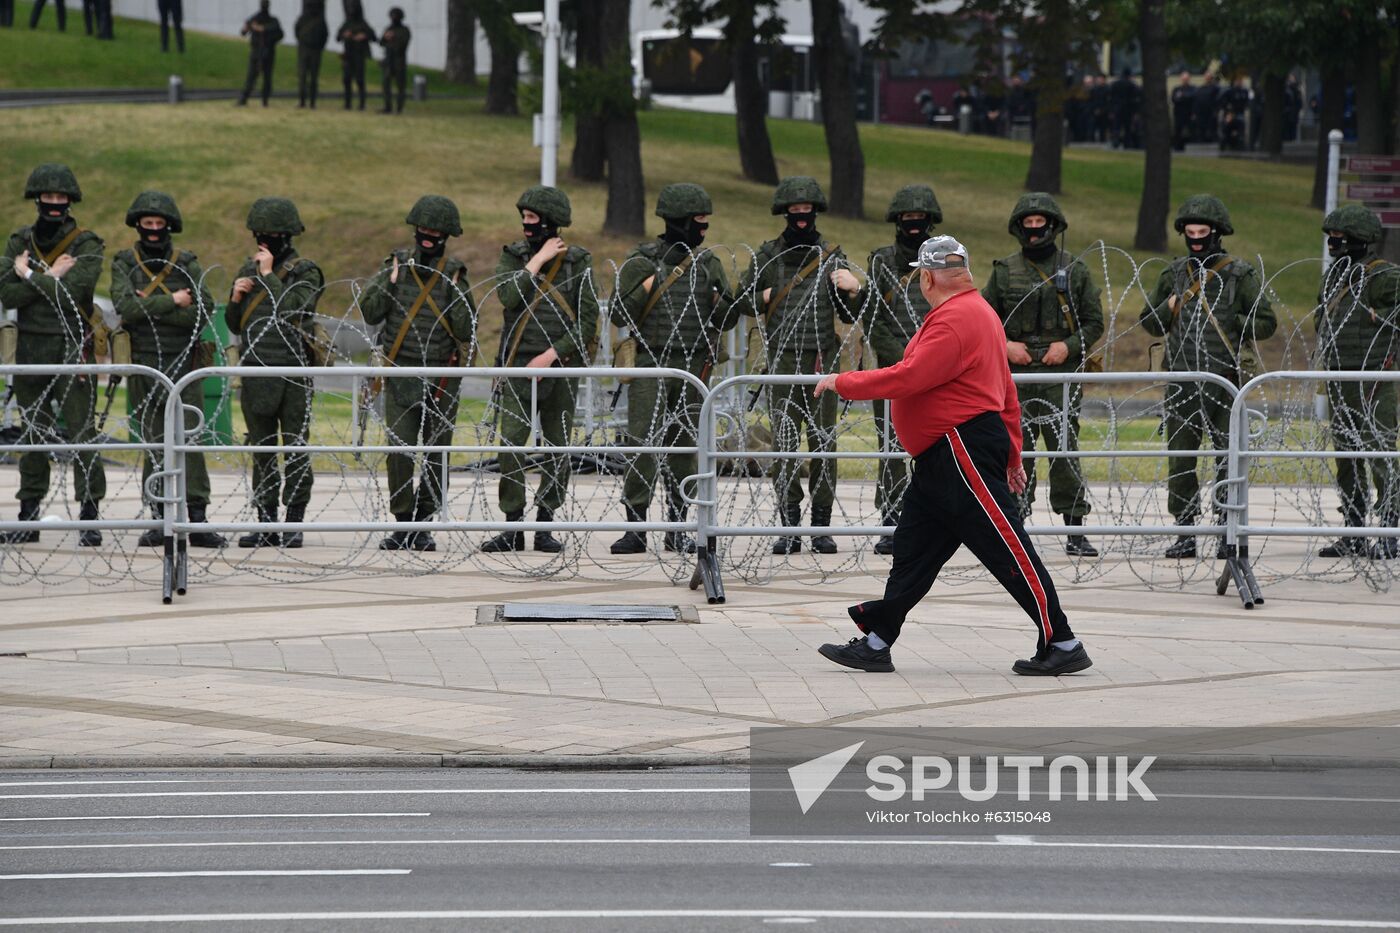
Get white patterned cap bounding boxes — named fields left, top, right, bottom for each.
left=909, top=235, right=969, bottom=270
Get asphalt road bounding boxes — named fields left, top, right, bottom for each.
left=0, top=768, right=1396, bottom=931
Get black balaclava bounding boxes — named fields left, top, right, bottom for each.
left=389, top=7, right=404, bottom=23
left=895, top=216, right=932, bottom=251
left=414, top=227, right=447, bottom=258
left=138, top=220, right=172, bottom=257
left=783, top=210, right=819, bottom=247
left=256, top=232, right=293, bottom=262
left=1184, top=226, right=1222, bottom=259
left=34, top=198, right=71, bottom=239
left=662, top=216, right=708, bottom=249
left=1016, top=219, right=1057, bottom=262
left=523, top=216, right=558, bottom=255
left=1326, top=235, right=1367, bottom=262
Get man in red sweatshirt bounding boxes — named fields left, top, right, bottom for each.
left=813, top=236, right=1091, bottom=677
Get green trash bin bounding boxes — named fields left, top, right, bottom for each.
left=124, top=305, right=234, bottom=446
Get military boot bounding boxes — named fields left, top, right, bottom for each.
left=1372, top=537, right=1399, bottom=560
left=78, top=500, right=102, bottom=547
left=772, top=504, right=802, bottom=555
left=0, top=498, right=41, bottom=545
left=664, top=495, right=695, bottom=554
left=282, top=504, right=306, bottom=549
left=481, top=511, right=524, bottom=552
left=138, top=504, right=164, bottom=548
left=186, top=503, right=228, bottom=549
left=379, top=512, right=413, bottom=551
left=239, top=507, right=280, bottom=549
left=1063, top=515, right=1098, bottom=557
left=1164, top=534, right=1197, bottom=559
left=810, top=506, right=838, bottom=555
left=873, top=515, right=896, bottom=556
left=533, top=508, right=563, bottom=553
left=1319, top=521, right=1368, bottom=558
left=610, top=505, right=647, bottom=555
left=409, top=499, right=437, bottom=553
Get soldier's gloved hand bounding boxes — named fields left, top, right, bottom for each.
left=232, top=277, right=255, bottom=300
left=255, top=246, right=275, bottom=276
left=527, top=347, right=560, bottom=369
left=49, top=254, right=76, bottom=279
left=1006, top=340, right=1033, bottom=366
left=13, top=250, right=31, bottom=279
left=1042, top=341, right=1069, bottom=366
left=171, top=289, right=193, bottom=309
left=1007, top=464, right=1029, bottom=494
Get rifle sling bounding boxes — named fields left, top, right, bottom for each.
left=383, top=255, right=449, bottom=364
left=238, top=260, right=302, bottom=331
left=764, top=245, right=836, bottom=322
left=503, top=254, right=570, bottom=367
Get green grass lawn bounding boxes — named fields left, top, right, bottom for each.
left=0, top=1, right=476, bottom=95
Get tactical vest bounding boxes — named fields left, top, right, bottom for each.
left=997, top=251, right=1077, bottom=345
left=496, top=242, right=591, bottom=365
left=754, top=237, right=847, bottom=357
left=1316, top=257, right=1399, bottom=371
left=867, top=245, right=929, bottom=361
left=376, top=250, right=471, bottom=366
left=232, top=253, right=321, bottom=367
left=115, top=247, right=204, bottom=370
left=1162, top=254, right=1251, bottom=375
left=626, top=241, right=726, bottom=364
left=4, top=223, right=103, bottom=340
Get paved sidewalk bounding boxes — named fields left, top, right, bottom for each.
left=3, top=522, right=1398, bottom=767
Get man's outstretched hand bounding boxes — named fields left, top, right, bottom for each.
left=813, top=373, right=841, bottom=398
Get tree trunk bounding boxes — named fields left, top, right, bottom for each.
left=570, top=0, right=606, bottom=181
left=480, top=1, right=520, bottom=115
left=1354, top=30, right=1388, bottom=157
left=728, top=0, right=780, bottom=185
left=1023, top=0, right=1069, bottom=193
left=1132, top=0, right=1170, bottom=253
left=1311, top=69, right=1346, bottom=209
left=445, top=0, right=477, bottom=85
left=810, top=0, right=864, bottom=217
left=600, top=0, right=645, bottom=235
left=1257, top=71, right=1284, bottom=157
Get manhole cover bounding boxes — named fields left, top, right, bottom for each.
left=477, top=603, right=699, bottom=625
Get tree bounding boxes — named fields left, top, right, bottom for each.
left=1133, top=0, right=1170, bottom=251
left=446, top=0, right=478, bottom=86
left=570, top=0, right=606, bottom=181
left=811, top=0, right=865, bottom=217
left=479, top=0, right=522, bottom=115
left=570, top=0, right=645, bottom=234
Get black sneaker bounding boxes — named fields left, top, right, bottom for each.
left=818, top=635, right=894, bottom=673
left=1012, top=643, right=1093, bottom=676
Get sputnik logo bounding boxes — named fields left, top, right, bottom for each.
left=787, top=741, right=865, bottom=814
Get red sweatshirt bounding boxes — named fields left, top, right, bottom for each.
left=836, top=286, right=1022, bottom=467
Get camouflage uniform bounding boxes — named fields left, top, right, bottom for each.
left=224, top=197, right=323, bottom=548
left=360, top=195, right=476, bottom=551
left=482, top=186, right=598, bottom=553
left=859, top=185, right=942, bottom=553
left=1314, top=204, right=1400, bottom=559
left=981, top=193, right=1104, bottom=555
left=609, top=183, right=738, bottom=555
left=0, top=164, right=106, bottom=545
left=111, top=190, right=225, bottom=548
left=1139, top=194, right=1277, bottom=558
left=737, top=176, right=859, bottom=554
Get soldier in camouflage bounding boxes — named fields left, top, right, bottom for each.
left=481, top=185, right=598, bottom=554
left=225, top=197, right=323, bottom=549
left=1314, top=204, right=1400, bottom=560
left=360, top=195, right=477, bottom=552
left=1140, top=194, right=1277, bottom=559
left=112, top=190, right=226, bottom=549
left=738, top=176, right=861, bottom=555
left=608, top=183, right=738, bottom=555
left=982, top=193, right=1105, bottom=557
left=858, top=184, right=942, bottom=555
left=0, top=164, right=106, bottom=546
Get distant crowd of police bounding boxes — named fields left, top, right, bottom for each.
left=2, top=162, right=1397, bottom=561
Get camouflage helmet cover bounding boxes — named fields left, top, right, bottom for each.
left=246, top=197, right=307, bottom=235
left=885, top=184, right=943, bottom=224
left=771, top=176, right=828, bottom=214
left=515, top=185, right=572, bottom=228
left=1174, top=193, right=1234, bottom=236
left=125, top=190, right=184, bottom=234
left=404, top=194, right=463, bottom=237
left=1322, top=203, right=1383, bottom=244
left=24, top=162, right=82, bottom=203
left=1008, top=192, right=1067, bottom=235
left=655, top=183, right=713, bottom=219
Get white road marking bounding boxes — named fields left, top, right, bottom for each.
left=767, top=862, right=811, bottom=867
left=0, top=788, right=750, bottom=801
left=0, top=837, right=1395, bottom=856
left=996, top=835, right=1036, bottom=845
left=0, top=781, right=206, bottom=788
left=0, top=870, right=411, bottom=881
left=0, top=812, right=430, bottom=823
left=0, top=910, right=1393, bottom=927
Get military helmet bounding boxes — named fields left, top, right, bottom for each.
left=515, top=186, right=572, bottom=228
left=1173, top=193, right=1234, bottom=236
left=125, top=190, right=184, bottom=234
left=1008, top=192, right=1067, bottom=235
left=885, top=185, right=943, bottom=224
left=246, top=197, right=306, bottom=235
left=1322, top=203, right=1382, bottom=244
left=24, top=162, right=83, bottom=202
left=655, top=183, right=713, bottom=219
left=771, top=176, right=828, bottom=215
left=404, top=194, right=463, bottom=237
